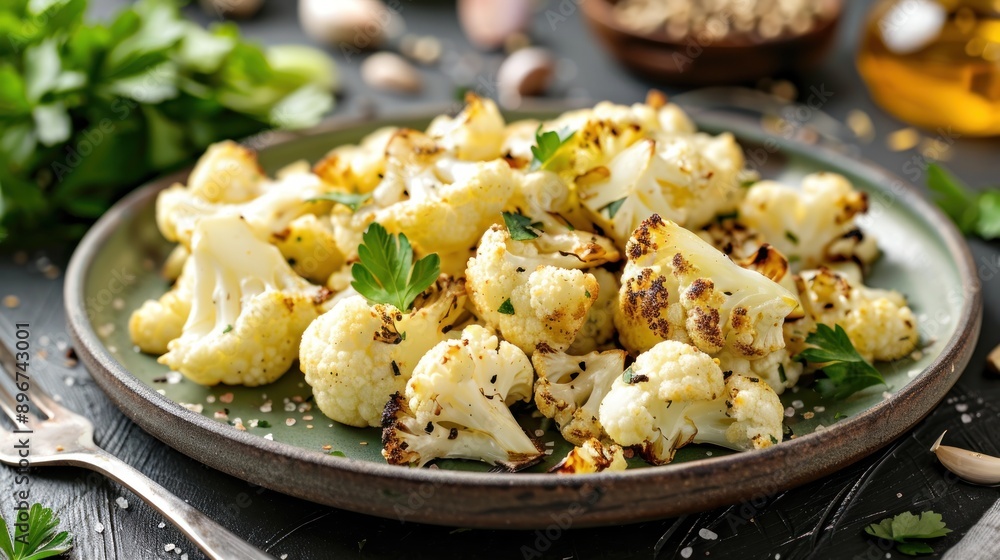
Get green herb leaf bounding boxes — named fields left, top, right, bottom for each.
left=603, top=197, right=627, bottom=219
left=222, top=324, right=233, bottom=334
left=329, top=450, right=346, bottom=457
left=529, top=125, right=575, bottom=171
left=498, top=298, right=515, bottom=315
left=309, top=191, right=373, bottom=212
left=502, top=211, right=542, bottom=241
left=865, top=511, right=951, bottom=556
left=927, top=164, right=980, bottom=235
left=778, top=363, right=787, bottom=383
left=352, top=223, right=440, bottom=312
left=0, top=503, right=74, bottom=560
left=797, top=324, right=886, bottom=399
left=256, top=420, right=271, bottom=428
left=622, top=365, right=635, bottom=383
left=784, top=230, right=799, bottom=245
left=740, top=179, right=758, bottom=188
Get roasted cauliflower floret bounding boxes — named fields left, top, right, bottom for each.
left=739, top=173, right=877, bottom=269
left=616, top=215, right=798, bottom=360
left=312, top=126, right=397, bottom=194
left=688, top=372, right=784, bottom=451
left=599, top=340, right=725, bottom=464
left=184, top=140, right=264, bottom=204
left=579, top=131, right=745, bottom=250
left=156, top=169, right=329, bottom=249
left=600, top=341, right=782, bottom=464
left=466, top=225, right=600, bottom=355
left=129, top=257, right=194, bottom=355
left=273, top=214, right=344, bottom=284
left=372, top=129, right=516, bottom=255
left=426, top=93, right=506, bottom=161
left=532, top=347, right=627, bottom=445
left=550, top=438, right=628, bottom=474
left=794, top=267, right=919, bottom=362
left=568, top=268, right=619, bottom=354
left=506, top=171, right=620, bottom=268
left=381, top=325, right=541, bottom=469
left=300, top=278, right=468, bottom=427
left=159, top=216, right=327, bottom=386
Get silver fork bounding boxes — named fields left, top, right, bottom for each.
left=0, top=339, right=272, bottom=560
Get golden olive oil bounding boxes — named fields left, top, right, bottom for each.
left=858, top=0, right=1000, bottom=136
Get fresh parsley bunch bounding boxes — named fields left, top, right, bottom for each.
left=0, top=0, right=336, bottom=247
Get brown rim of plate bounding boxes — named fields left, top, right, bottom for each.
left=65, top=106, right=982, bottom=529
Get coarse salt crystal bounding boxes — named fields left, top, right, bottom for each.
left=116, top=497, right=129, bottom=509
left=264, top=433, right=274, bottom=440
left=260, top=401, right=273, bottom=413
left=284, top=402, right=296, bottom=412
left=95, top=522, right=104, bottom=533
left=286, top=418, right=296, bottom=426
left=956, top=403, right=969, bottom=412
left=813, top=406, right=825, bottom=413
left=681, top=547, right=693, bottom=558
left=158, top=522, right=166, bottom=529
left=206, top=395, right=217, bottom=404
left=791, top=400, right=804, bottom=409
left=784, top=407, right=795, bottom=418
left=699, top=528, right=718, bottom=540
left=961, top=414, right=972, bottom=424
left=165, top=544, right=175, bottom=552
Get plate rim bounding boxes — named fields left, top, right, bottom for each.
left=64, top=106, right=983, bottom=528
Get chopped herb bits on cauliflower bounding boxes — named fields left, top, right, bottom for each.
left=466, top=225, right=600, bottom=355
left=533, top=347, right=627, bottom=445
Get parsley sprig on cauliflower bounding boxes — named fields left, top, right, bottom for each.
left=132, top=92, right=921, bottom=472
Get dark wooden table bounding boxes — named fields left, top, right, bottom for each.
left=2, top=1, right=999, bottom=559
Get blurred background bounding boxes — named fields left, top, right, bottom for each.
left=3, top=0, right=1000, bottom=249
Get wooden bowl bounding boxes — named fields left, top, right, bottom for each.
left=581, top=0, right=843, bottom=86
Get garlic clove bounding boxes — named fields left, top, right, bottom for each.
left=360, top=52, right=423, bottom=94
left=930, top=430, right=1000, bottom=486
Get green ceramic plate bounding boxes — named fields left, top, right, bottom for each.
left=66, top=107, right=981, bottom=529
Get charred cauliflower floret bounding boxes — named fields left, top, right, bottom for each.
left=466, top=225, right=600, bottom=355
left=739, top=173, right=878, bottom=269
left=381, top=325, right=541, bottom=469
left=532, top=347, right=627, bottom=445
left=299, top=278, right=468, bottom=427
left=550, top=438, right=628, bottom=474
left=615, top=215, right=798, bottom=360
left=159, top=216, right=328, bottom=386
left=793, top=267, right=919, bottom=362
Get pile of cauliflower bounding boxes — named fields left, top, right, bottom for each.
left=130, top=92, right=920, bottom=474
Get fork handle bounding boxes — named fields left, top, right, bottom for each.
left=66, top=450, right=273, bottom=560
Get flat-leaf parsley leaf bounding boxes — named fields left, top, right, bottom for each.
left=529, top=125, right=575, bottom=171
left=0, top=503, right=74, bottom=560
left=352, top=223, right=440, bottom=312
left=502, top=211, right=543, bottom=241
left=865, top=511, right=951, bottom=556
left=796, top=324, right=886, bottom=399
